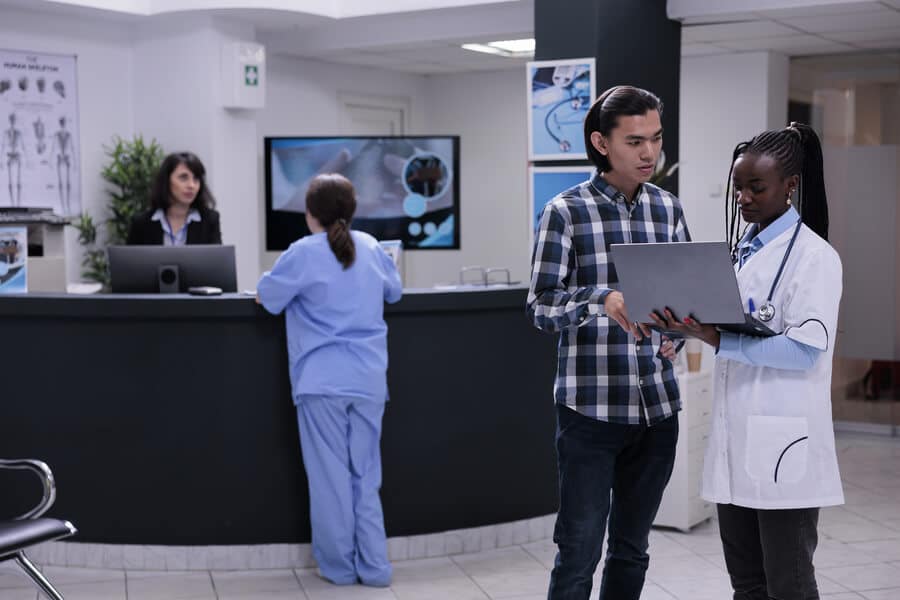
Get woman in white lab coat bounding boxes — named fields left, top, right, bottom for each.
left=653, top=123, right=841, bottom=600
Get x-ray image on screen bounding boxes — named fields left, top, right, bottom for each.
left=265, top=136, right=460, bottom=251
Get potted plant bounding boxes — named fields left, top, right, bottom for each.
left=74, top=135, right=165, bottom=286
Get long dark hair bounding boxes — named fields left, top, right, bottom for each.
left=306, top=173, right=356, bottom=269
left=583, top=85, right=663, bottom=172
left=725, top=122, right=828, bottom=257
left=149, top=152, right=216, bottom=213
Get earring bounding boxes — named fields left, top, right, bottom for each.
left=786, top=189, right=794, bottom=206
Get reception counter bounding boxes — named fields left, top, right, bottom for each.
left=0, top=288, right=559, bottom=545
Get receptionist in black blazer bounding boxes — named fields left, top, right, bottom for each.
left=127, top=152, right=223, bottom=245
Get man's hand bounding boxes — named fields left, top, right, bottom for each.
left=659, top=336, right=676, bottom=360
left=604, top=291, right=650, bottom=340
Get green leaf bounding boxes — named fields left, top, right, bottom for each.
left=77, top=134, right=165, bottom=262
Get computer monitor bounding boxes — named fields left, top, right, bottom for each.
left=108, top=245, right=237, bottom=293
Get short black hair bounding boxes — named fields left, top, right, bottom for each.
left=583, top=85, right=663, bottom=172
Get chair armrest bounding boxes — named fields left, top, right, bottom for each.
left=0, top=459, right=57, bottom=520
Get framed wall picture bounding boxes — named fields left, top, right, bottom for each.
left=0, top=226, right=27, bottom=293
left=527, top=58, right=595, bottom=161
left=529, top=165, right=594, bottom=250
left=0, top=49, right=80, bottom=216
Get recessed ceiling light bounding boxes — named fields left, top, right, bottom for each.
left=461, top=38, right=535, bottom=58
left=487, top=38, right=535, bottom=54
left=461, top=43, right=507, bottom=56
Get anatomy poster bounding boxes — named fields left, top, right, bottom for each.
left=0, top=49, right=80, bottom=216
left=527, top=58, right=595, bottom=161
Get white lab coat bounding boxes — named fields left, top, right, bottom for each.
left=701, top=223, right=844, bottom=509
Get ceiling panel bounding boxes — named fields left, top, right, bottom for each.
left=678, top=11, right=760, bottom=25
left=780, top=9, right=900, bottom=33
left=321, top=52, right=416, bottom=67
left=853, top=38, right=900, bottom=49
left=717, top=34, right=853, bottom=53
left=825, top=27, right=900, bottom=42
left=794, top=51, right=900, bottom=69
left=390, top=62, right=470, bottom=74
left=755, top=1, right=885, bottom=19
left=383, top=44, right=475, bottom=62
left=682, top=20, right=798, bottom=43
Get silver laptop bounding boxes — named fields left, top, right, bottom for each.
left=610, top=241, right=775, bottom=337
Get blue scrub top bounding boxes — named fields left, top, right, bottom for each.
left=257, top=231, right=403, bottom=403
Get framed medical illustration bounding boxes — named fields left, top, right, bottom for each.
left=527, top=57, right=595, bottom=161
left=528, top=165, right=594, bottom=250
left=0, top=49, right=80, bottom=216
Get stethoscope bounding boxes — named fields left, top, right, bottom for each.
left=754, top=218, right=803, bottom=323
left=544, top=93, right=591, bottom=153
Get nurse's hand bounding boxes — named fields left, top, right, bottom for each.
left=605, top=291, right=651, bottom=340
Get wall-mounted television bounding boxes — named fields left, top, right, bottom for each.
left=265, top=136, right=460, bottom=251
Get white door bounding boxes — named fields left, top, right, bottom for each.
left=338, top=93, right=409, bottom=135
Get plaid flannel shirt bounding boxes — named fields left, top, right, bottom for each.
left=527, top=172, right=691, bottom=425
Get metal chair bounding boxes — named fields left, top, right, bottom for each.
left=0, top=459, right=76, bottom=599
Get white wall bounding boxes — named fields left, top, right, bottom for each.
left=132, top=15, right=262, bottom=290
left=258, top=60, right=529, bottom=290
left=413, top=68, right=528, bottom=288
left=679, top=51, right=789, bottom=368
left=678, top=51, right=789, bottom=243
left=256, top=54, right=431, bottom=280
left=0, top=7, right=135, bottom=283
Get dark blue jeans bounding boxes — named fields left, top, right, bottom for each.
left=547, top=405, right=678, bottom=600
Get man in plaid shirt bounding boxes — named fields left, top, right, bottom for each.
left=528, top=86, right=690, bottom=600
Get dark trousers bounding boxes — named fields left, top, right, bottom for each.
left=547, top=405, right=678, bottom=600
left=717, top=503, right=820, bottom=600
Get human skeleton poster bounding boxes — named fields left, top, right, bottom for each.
left=0, top=49, right=80, bottom=216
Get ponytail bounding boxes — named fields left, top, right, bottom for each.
left=306, top=174, right=357, bottom=269
left=791, top=123, right=828, bottom=241
left=327, top=218, right=355, bottom=270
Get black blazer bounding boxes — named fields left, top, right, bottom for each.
left=126, top=209, right=222, bottom=245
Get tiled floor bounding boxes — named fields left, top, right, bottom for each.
left=2, top=432, right=899, bottom=599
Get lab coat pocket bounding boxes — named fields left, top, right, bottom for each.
left=744, top=416, right=809, bottom=484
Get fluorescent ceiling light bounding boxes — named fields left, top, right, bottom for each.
left=461, top=38, right=535, bottom=58
left=488, top=38, right=535, bottom=53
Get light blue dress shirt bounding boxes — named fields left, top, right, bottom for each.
left=151, top=208, right=201, bottom=246
left=718, top=207, right=821, bottom=370
left=257, top=231, right=403, bottom=402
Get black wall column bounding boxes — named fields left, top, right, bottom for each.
left=534, top=0, right=682, bottom=192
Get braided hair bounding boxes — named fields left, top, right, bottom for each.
left=306, top=173, right=357, bottom=269
left=725, top=122, right=828, bottom=258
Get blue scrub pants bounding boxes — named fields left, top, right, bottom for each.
left=295, top=394, right=392, bottom=586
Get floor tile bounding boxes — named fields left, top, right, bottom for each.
left=17, top=432, right=900, bottom=600
left=818, top=563, right=900, bottom=592
left=391, top=575, right=489, bottom=599
left=126, top=570, right=216, bottom=599
left=212, top=569, right=303, bottom=594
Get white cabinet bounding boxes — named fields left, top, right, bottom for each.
left=653, top=370, right=715, bottom=532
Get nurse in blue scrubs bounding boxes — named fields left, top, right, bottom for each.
left=257, top=173, right=402, bottom=587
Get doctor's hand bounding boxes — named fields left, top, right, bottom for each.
left=604, top=291, right=651, bottom=340
left=650, top=308, right=720, bottom=350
